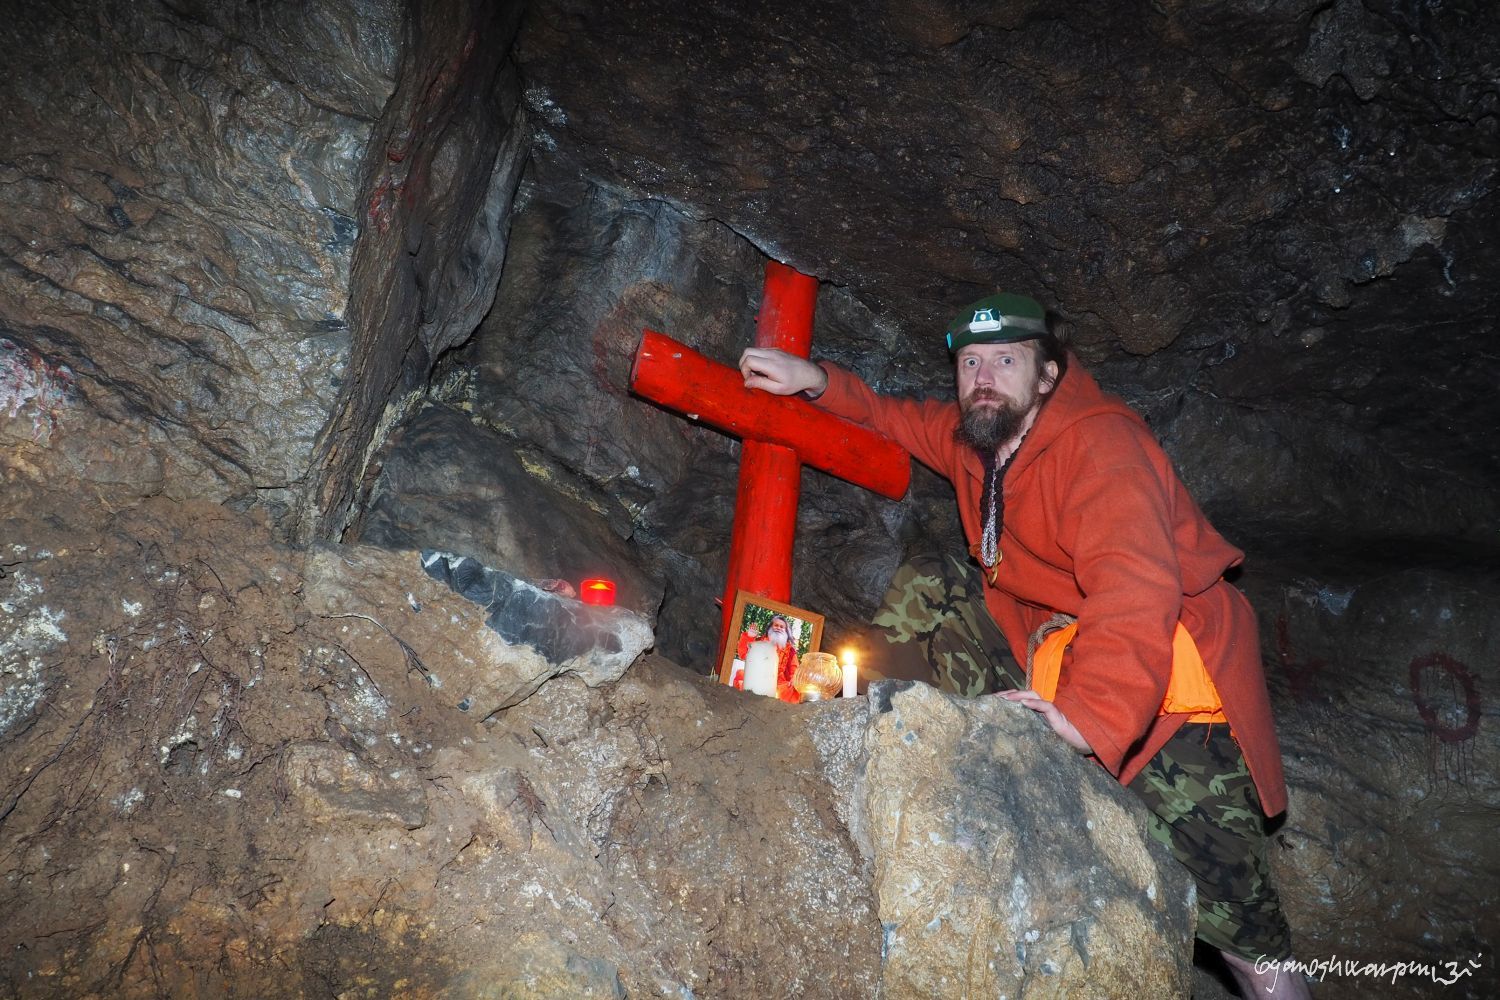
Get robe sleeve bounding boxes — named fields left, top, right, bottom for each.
left=812, top=362, right=960, bottom=475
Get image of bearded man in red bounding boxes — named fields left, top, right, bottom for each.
left=763, top=615, right=802, bottom=702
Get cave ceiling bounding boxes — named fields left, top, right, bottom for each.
left=515, top=0, right=1500, bottom=518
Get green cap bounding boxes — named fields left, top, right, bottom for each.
left=945, top=293, right=1049, bottom=351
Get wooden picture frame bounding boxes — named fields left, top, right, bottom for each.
left=717, top=591, right=825, bottom=690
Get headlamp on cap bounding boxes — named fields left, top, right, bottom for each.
left=945, top=293, right=1049, bottom=351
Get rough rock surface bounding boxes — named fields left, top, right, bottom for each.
left=358, top=402, right=665, bottom=617
left=0, top=480, right=861, bottom=997
left=4, top=0, right=1499, bottom=996
left=516, top=0, right=1499, bottom=556
left=865, top=681, right=1194, bottom=999
left=1246, top=560, right=1499, bottom=998
left=519, top=4, right=1495, bottom=377
left=420, top=171, right=964, bottom=671
left=1, top=478, right=1197, bottom=998
left=303, top=0, right=530, bottom=541
left=419, top=549, right=653, bottom=693
left=299, top=544, right=652, bottom=723
left=0, top=0, right=401, bottom=509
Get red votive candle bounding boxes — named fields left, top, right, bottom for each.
left=580, top=578, right=616, bottom=606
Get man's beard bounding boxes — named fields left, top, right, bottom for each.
left=955, top=389, right=1033, bottom=454
left=769, top=629, right=789, bottom=648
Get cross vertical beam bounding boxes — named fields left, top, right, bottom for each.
left=720, top=262, right=818, bottom=644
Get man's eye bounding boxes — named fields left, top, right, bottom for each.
left=1001, top=356, right=1013, bottom=365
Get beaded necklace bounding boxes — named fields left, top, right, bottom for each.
left=978, top=429, right=1029, bottom=584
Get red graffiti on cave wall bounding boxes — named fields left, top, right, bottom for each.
left=1275, top=611, right=1326, bottom=699
left=1277, top=610, right=1482, bottom=783
left=366, top=28, right=481, bottom=235
left=1409, top=652, right=1482, bottom=744
left=1409, top=651, right=1482, bottom=784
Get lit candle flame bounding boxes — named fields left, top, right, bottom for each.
left=840, top=648, right=859, bottom=698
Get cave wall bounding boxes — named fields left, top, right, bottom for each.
left=1, top=0, right=402, bottom=505
left=0, top=0, right=532, bottom=539
left=513, top=0, right=1500, bottom=558
left=373, top=164, right=966, bottom=669
left=2, top=0, right=1499, bottom=996
left=4, top=0, right=1493, bottom=561
left=302, top=0, right=529, bottom=542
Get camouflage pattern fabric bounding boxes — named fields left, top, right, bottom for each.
left=868, top=553, right=1025, bottom=695
left=1130, top=723, right=1293, bottom=961
left=868, top=553, right=1292, bottom=961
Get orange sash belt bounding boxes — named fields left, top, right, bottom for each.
left=1030, top=621, right=1227, bottom=724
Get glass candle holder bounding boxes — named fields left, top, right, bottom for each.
left=793, top=651, right=843, bottom=701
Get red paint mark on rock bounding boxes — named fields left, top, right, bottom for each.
left=1409, top=651, right=1482, bottom=744
left=1275, top=612, right=1326, bottom=698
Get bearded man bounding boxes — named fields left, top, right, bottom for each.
left=763, top=615, right=802, bottom=703
left=738, top=292, right=1309, bottom=999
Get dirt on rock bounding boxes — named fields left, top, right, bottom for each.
left=1, top=482, right=447, bottom=996
left=0, top=475, right=884, bottom=999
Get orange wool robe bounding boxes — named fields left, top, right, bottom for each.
left=814, top=357, right=1287, bottom=816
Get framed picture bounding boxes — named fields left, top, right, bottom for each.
left=718, top=591, right=825, bottom=699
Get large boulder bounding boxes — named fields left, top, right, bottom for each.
left=865, top=682, right=1194, bottom=999
left=0, top=479, right=1193, bottom=998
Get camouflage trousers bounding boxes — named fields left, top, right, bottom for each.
left=868, top=553, right=1293, bottom=961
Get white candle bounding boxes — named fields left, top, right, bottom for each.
left=743, top=641, right=779, bottom=698
left=841, top=649, right=859, bottom=698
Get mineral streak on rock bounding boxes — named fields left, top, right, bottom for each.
left=0, top=566, right=66, bottom=739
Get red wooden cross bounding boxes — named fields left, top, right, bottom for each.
left=629, top=261, right=911, bottom=651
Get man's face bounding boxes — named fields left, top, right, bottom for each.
left=768, top=618, right=790, bottom=647
left=954, top=341, right=1057, bottom=453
